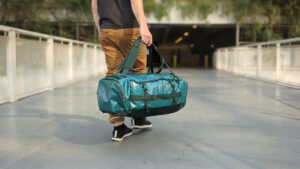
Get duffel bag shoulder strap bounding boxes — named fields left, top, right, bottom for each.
left=117, top=37, right=142, bottom=74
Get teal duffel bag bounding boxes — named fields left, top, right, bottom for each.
left=97, top=37, right=188, bottom=118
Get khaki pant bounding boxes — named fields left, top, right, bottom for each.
left=99, top=28, right=147, bottom=124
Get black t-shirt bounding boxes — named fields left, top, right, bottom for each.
left=97, top=0, right=139, bottom=29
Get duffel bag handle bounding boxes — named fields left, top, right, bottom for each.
left=117, top=37, right=174, bottom=75
left=148, top=44, right=174, bottom=75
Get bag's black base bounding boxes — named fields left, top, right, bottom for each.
left=101, top=103, right=185, bottom=118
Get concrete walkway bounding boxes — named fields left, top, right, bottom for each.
left=0, top=69, right=299, bottom=169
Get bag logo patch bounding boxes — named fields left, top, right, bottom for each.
left=157, top=84, right=170, bottom=88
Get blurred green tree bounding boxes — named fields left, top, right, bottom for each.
left=45, top=0, right=91, bottom=22
left=221, top=0, right=300, bottom=41
left=46, top=0, right=92, bottom=38
left=143, top=0, right=218, bottom=21
left=0, top=0, right=92, bottom=36
left=143, top=0, right=300, bottom=41
left=0, top=0, right=48, bottom=29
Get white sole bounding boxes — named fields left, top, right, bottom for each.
left=132, top=124, right=152, bottom=129
left=111, top=132, right=133, bottom=142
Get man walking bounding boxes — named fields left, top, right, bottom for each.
left=92, top=0, right=153, bottom=141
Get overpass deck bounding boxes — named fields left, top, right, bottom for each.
left=0, top=69, right=299, bottom=169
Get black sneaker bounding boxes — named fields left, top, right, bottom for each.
left=112, top=124, right=133, bottom=142
left=131, top=118, right=152, bottom=129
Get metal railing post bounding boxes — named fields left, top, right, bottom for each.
left=233, top=48, right=238, bottom=74
left=46, top=38, right=54, bottom=90
left=100, top=50, right=106, bottom=74
left=225, top=48, right=228, bottom=71
left=276, top=43, right=281, bottom=80
left=7, top=30, right=17, bottom=102
left=243, top=49, right=246, bottom=75
left=68, top=42, right=74, bottom=81
left=219, top=50, right=222, bottom=70
left=216, top=50, right=220, bottom=70
left=218, top=50, right=221, bottom=70
left=93, top=45, right=98, bottom=76
left=257, top=45, right=262, bottom=78
left=83, top=44, right=88, bottom=79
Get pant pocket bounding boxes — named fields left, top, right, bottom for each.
left=99, top=29, right=111, bottom=41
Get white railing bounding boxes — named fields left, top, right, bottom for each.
left=0, top=25, right=107, bottom=104
left=214, top=37, right=300, bottom=87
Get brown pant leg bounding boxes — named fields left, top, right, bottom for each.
left=99, top=29, right=124, bottom=76
left=99, top=28, right=147, bottom=124
left=99, top=29, right=125, bottom=124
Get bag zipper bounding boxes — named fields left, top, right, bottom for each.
left=106, top=79, right=125, bottom=101
left=129, top=76, right=177, bottom=84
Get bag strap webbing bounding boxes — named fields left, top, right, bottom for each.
left=118, top=37, right=142, bottom=74
left=117, top=37, right=175, bottom=75
left=147, top=47, right=154, bottom=73
left=150, top=44, right=174, bottom=75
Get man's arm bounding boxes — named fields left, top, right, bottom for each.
left=91, top=0, right=100, bottom=33
left=130, top=0, right=152, bottom=46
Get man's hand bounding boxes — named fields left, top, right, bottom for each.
left=140, top=26, right=152, bottom=46
left=130, top=0, right=153, bottom=46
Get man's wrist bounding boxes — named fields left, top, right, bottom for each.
left=139, top=17, right=148, bottom=28
left=140, top=24, right=149, bottom=30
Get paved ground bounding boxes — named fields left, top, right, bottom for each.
left=0, top=69, right=299, bottom=169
